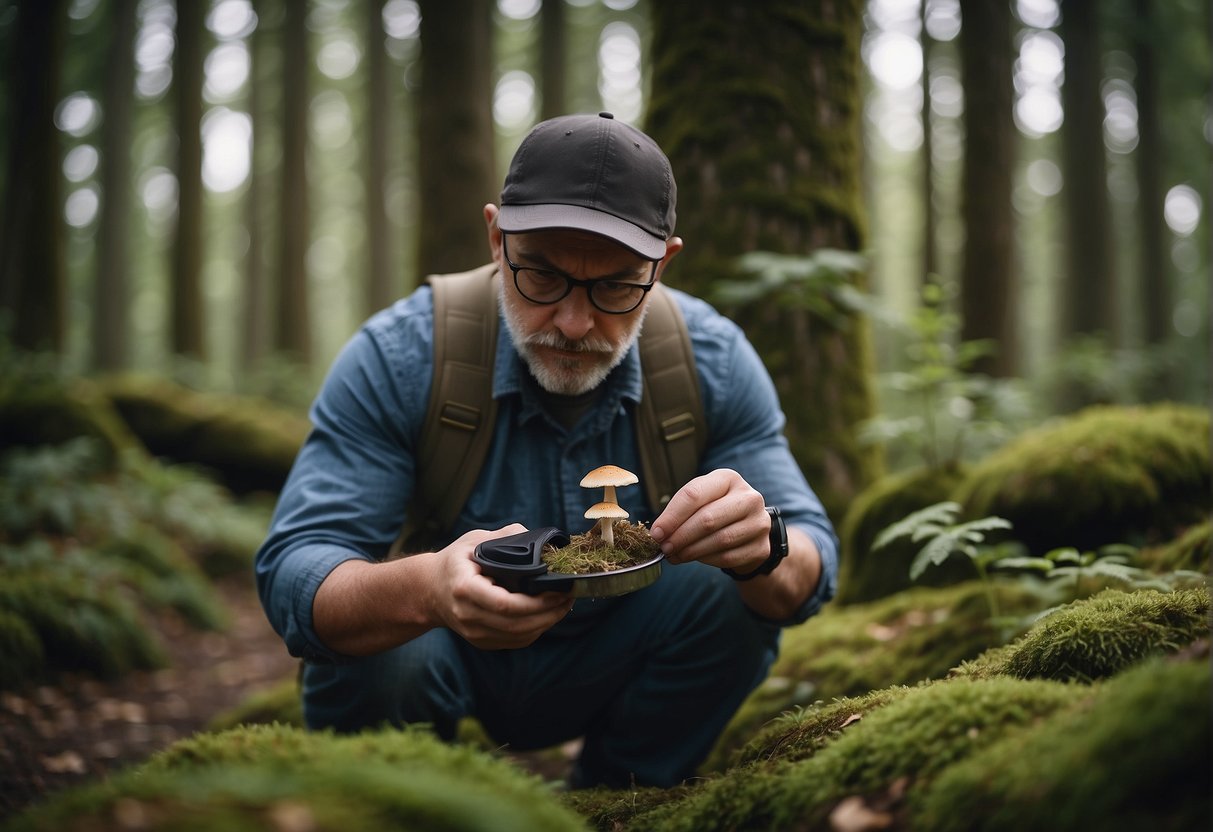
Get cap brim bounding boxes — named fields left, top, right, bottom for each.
left=498, top=204, right=667, bottom=260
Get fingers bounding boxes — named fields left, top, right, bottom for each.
left=650, top=469, right=768, bottom=569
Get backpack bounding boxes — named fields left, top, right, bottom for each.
left=391, top=264, right=706, bottom=554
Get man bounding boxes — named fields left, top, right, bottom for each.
left=256, top=112, right=838, bottom=789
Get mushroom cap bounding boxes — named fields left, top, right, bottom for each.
left=580, top=464, right=639, bottom=489
left=585, top=501, right=630, bottom=519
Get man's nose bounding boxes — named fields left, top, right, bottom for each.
left=552, top=286, right=596, bottom=341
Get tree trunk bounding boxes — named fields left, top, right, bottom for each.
left=241, top=0, right=271, bottom=370
left=1059, top=0, right=1116, bottom=342
left=171, top=0, right=207, bottom=360
left=416, top=0, right=497, bottom=277
left=540, top=0, right=567, bottom=120
left=646, top=0, right=880, bottom=518
left=365, top=0, right=394, bottom=313
left=920, top=0, right=938, bottom=285
left=957, top=0, right=1017, bottom=377
left=93, top=0, right=138, bottom=371
left=276, top=0, right=312, bottom=362
left=1132, top=0, right=1168, bottom=351
left=0, top=0, right=67, bottom=354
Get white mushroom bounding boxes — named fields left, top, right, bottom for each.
left=580, top=465, right=639, bottom=506
left=585, top=501, right=629, bottom=548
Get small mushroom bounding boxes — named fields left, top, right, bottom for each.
left=580, top=465, right=639, bottom=506
left=585, top=501, right=629, bottom=548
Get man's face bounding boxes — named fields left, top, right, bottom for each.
left=497, top=229, right=653, bottom=396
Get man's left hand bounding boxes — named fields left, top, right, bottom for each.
left=649, top=469, right=771, bottom=575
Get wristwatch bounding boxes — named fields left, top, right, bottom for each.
left=724, top=506, right=789, bottom=581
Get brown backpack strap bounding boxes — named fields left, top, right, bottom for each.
left=635, top=284, right=707, bottom=512
left=390, top=264, right=499, bottom=556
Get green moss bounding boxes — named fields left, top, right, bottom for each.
left=628, top=676, right=1085, bottom=831
left=836, top=464, right=972, bottom=604
left=913, top=658, right=1211, bottom=831
left=701, top=582, right=1045, bottom=769
left=208, top=677, right=303, bottom=732
left=954, top=404, right=1210, bottom=553
left=543, top=523, right=660, bottom=574
left=1137, top=520, right=1211, bottom=574
left=954, top=587, right=1210, bottom=682
left=0, top=376, right=142, bottom=469
left=100, top=374, right=311, bottom=495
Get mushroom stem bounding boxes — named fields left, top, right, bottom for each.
left=601, top=519, right=615, bottom=548
left=604, top=485, right=617, bottom=504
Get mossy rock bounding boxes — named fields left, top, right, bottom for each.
left=952, top=586, right=1210, bottom=683
left=6, top=724, right=587, bottom=831
left=954, top=403, right=1210, bottom=553
left=624, top=676, right=1086, bottom=832
left=913, top=657, right=1211, bottom=831
left=835, top=464, right=973, bottom=604
left=0, top=376, right=142, bottom=468
left=99, top=374, right=310, bottom=494
left=701, top=581, right=1047, bottom=771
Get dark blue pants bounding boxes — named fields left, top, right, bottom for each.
left=301, top=562, right=780, bottom=788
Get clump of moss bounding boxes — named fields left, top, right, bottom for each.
left=952, top=586, right=1210, bottom=683
left=1136, top=520, right=1211, bottom=574
left=8, top=724, right=587, bottom=832
left=954, top=403, right=1210, bottom=553
left=542, top=521, right=660, bottom=574
left=208, top=677, right=303, bottom=731
left=913, top=658, right=1211, bottom=831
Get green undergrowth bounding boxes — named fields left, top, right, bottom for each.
left=208, top=677, right=304, bottom=732
left=0, top=438, right=271, bottom=691
left=7, top=724, right=587, bottom=832
left=1136, top=519, right=1211, bottom=574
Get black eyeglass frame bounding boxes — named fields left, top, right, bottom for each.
left=501, top=233, right=659, bottom=315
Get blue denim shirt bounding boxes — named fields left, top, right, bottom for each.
left=256, top=279, right=839, bottom=663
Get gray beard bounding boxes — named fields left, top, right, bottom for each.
left=498, top=287, right=647, bottom=396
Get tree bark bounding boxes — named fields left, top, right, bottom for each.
left=0, top=0, right=67, bottom=354
left=93, top=0, right=138, bottom=371
left=171, top=0, right=207, bottom=360
left=275, top=0, right=312, bottom=362
left=1059, top=0, right=1116, bottom=342
left=241, top=0, right=271, bottom=370
left=540, top=0, right=567, bottom=120
left=646, top=0, right=880, bottom=518
left=920, top=0, right=939, bottom=285
left=1132, top=0, right=1168, bottom=351
left=365, top=0, right=394, bottom=313
left=416, top=0, right=497, bottom=277
left=958, top=0, right=1018, bottom=377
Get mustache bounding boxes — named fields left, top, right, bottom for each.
left=524, top=330, right=615, bottom=354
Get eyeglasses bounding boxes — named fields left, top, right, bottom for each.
left=501, top=234, right=658, bottom=315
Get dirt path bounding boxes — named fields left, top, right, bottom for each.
left=0, top=575, right=298, bottom=822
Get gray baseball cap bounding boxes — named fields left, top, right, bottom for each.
left=498, top=112, right=677, bottom=260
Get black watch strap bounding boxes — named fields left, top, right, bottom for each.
left=724, top=506, right=789, bottom=581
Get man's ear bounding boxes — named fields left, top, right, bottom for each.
left=484, top=204, right=502, bottom=259
left=654, top=236, right=683, bottom=282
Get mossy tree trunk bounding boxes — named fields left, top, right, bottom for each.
left=416, top=0, right=497, bottom=277
left=539, top=0, right=567, bottom=120
left=241, top=0, right=273, bottom=370
left=365, top=0, right=395, bottom=314
left=919, top=0, right=939, bottom=288
left=958, top=0, right=1018, bottom=377
left=645, top=0, right=880, bottom=517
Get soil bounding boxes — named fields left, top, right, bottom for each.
left=0, top=575, right=299, bottom=823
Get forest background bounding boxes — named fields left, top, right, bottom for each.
left=0, top=0, right=1209, bottom=498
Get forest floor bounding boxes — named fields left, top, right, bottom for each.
left=0, top=576, right=299, bottom=823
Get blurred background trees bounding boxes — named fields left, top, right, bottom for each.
left=0, top=0, right=1208, bottom=473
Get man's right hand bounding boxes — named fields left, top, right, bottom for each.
left=429, top=526, right=575, bottom=650
left=312, top=525, right=574, bottom=657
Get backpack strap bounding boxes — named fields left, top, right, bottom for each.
left=391, top=269, right=705, bottom=555
left=390, top=263, right=499, bottom=556
left=635, top=284, right=707, bottom=512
